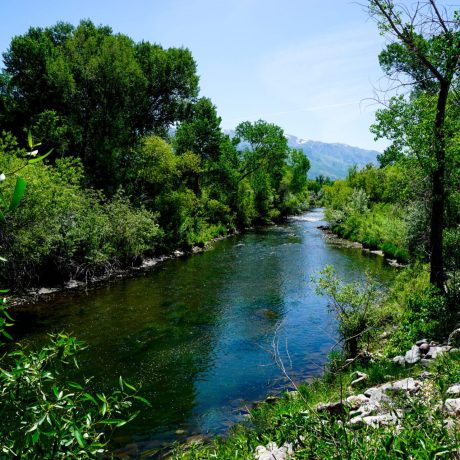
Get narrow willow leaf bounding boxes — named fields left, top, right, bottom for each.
left=27, top=150, right=52, bottom=164
left=9, top=177, right=26, bottom=212
left=133, top=396, right=151, bottom=407
left=73, top=429, right=85, bottom=448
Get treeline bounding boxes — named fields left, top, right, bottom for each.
left=0, top=21, right=312, bottom=287
left=324, top=141, right=459, bottom=272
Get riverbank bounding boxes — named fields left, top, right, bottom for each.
left=318, top=225, right=407, bottom=268
left=11, top=209, right=398, bottom=457
left=11, top=229, right=240, bottom=307
left=167, top=218, right=459, bottom=458
left=172, top=328, right=460, bottom=459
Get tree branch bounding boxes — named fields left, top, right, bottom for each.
left=428, top=0, right=449, bottom=34
left=372, top=0, right=446, bottom=83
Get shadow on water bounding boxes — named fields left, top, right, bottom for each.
left=12, top=209, right=396, bottom=454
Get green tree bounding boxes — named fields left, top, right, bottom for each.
left=369, top=0, right=460, bottom=289
left=235, top=120, right=290, bottom=220
left=1, top=20, right=199, bottom=192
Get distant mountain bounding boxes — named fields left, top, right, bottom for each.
left=285, top=135, right=380, bottom=180
left=224, top=129, right=379, bottom=180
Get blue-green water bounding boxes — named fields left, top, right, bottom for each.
left=14, top=209, right=395, bottom=455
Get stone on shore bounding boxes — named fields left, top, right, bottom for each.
left=254, top=442, right=293, bottom=460
left=404, top=345, right=421, bottom=364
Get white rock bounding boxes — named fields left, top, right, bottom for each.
left=447, top=385, right=460, bottom=397
left=350, top=402, right=380, bottom=418
left=425, top=345, right=451, bottom=359
left=404, top=345, right=421, bottom=364
left=362, top=413, right=398, bottom=427
left=364, top=378, right=422, bottom=403
left=392, top=355, right=406, bottom=365
left=346, top=394, right=369, bottom=409
left=445, top=399, right=460, bottom=416
left=254, top=442, right=293, bottom=460
left=448, top=329, right=460, bottom=347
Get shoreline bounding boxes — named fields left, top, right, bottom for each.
left=11, top=208, right=317, bottom=308
left=317, top=224, right=407, bottom=268
left=11, top=229, right=240, bottom=308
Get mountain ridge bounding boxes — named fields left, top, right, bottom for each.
left=224, top=129, right=380, bottom=180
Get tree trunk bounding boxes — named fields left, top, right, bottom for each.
left=430, top=82, right=448, bottom=291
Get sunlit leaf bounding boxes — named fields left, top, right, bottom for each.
left=27, top=150, right=52, bottom=165
left=8, top=177, right=26, bottom=212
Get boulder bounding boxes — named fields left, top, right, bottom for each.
left=447, top=385, right=460, bottom=397
left=404, top=345, right=421, bottom=364
left=392, top=355, right=406, bottom=365
left=387, top=378, right=422, bottom=393
left=416, top=339, right=428, bottom=346
left=364, top=378, right=422, bottom=402
left=254, top=442, right=293, bottom=460
left=346, top=394, right=369, bottom=410
left=362, top=413, right=399, bottom=428
left=445, top=398, right=460, bottom=417
left=425, top=345, right=451, bottom=359
left=419, top=343, right=430, bottom=354
left=448, top=328, right=460, bottom=347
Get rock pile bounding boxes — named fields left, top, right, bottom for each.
left=392, top=335, right=459, bottom=365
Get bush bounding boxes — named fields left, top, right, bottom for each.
left=390, top=286, right=453, bottom=352
left=315, top=266, right=385, bottom=358
left=0, top=330, right=145, bottom=458
left=0, top=153, right=162, bottom=286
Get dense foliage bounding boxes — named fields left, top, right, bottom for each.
left=0, top=22, right=312, bottom=288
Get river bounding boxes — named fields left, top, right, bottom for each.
left=13, top=209, right=395, bottom=455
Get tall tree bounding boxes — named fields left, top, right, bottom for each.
left=369, top=0, right=460, bottom=290
left=0, top=20, right=199, bottom=192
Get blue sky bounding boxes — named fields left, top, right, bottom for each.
left=1, top=0, right=390, bottom=150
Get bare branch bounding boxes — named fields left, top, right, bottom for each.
left=371, top=0, right=446, bottom=83
left=429, top=0, right=449, bottom=34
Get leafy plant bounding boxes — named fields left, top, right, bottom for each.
left=315, top=266, right=384, bottom=357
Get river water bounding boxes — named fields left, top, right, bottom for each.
left=13, top=209, right=395, bottom=455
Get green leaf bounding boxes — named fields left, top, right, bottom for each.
left=123, top=380, right=137, bottom=391
left=8, top=177, right=26, bottom=212
left=1, top=330, right=13, bottom=340
left=134, top=396, right=151, bottom=407
left=27, top=131, right=33, bottom=150
left=27, top=150, right=52, bottom=165
left=68, top=381, right=83, bottom=390
left=73, top=428, right=85, bottom=448
left=101, top=419, right=124, bottom=425
left=82, top=393, right=97, bottom=404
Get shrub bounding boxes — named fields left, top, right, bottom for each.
left=390, top=286, right=453, bottom=352
left=0, top=154, right=162, bottom=286
left=315, top=266, right=385, bottom=358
